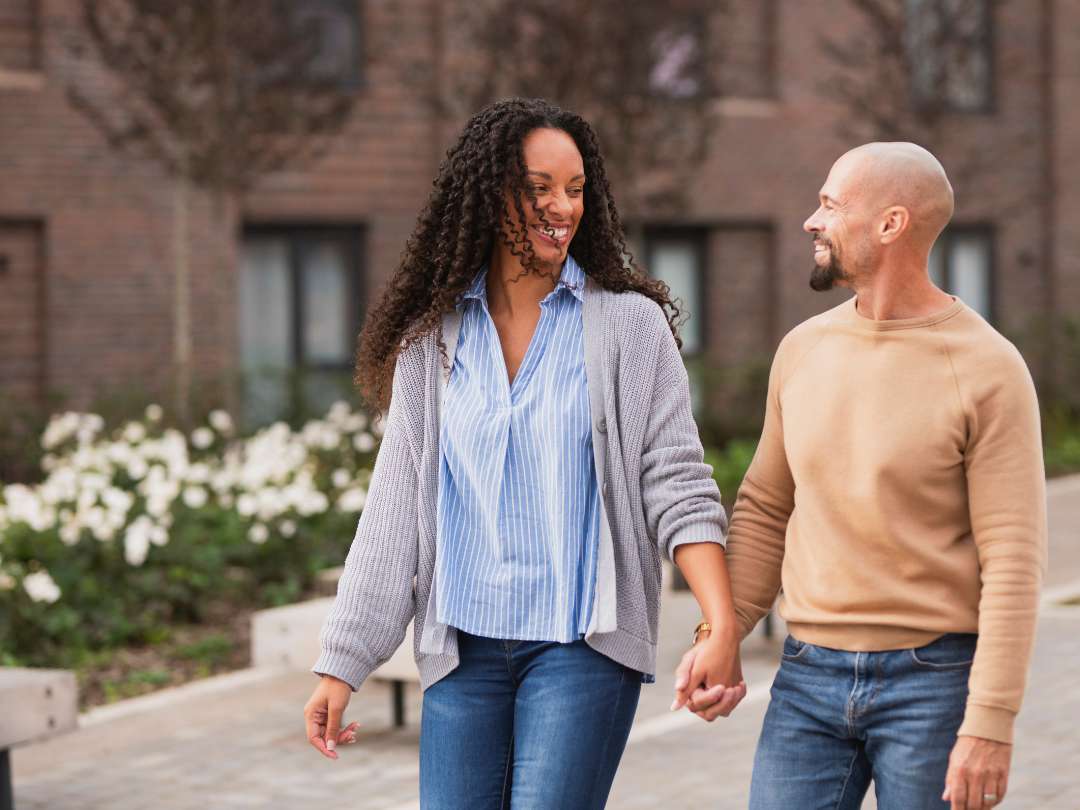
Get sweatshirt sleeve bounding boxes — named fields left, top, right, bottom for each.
left=311, top=351, right=422, bottom=690
left=725, top=339, right=796, bottom=640
left=957, top=346, right=1047, bottom=743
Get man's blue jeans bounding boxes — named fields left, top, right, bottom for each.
left=750, top=633, right=977, bottom=810
left=419, top=632, right=641, bottom=810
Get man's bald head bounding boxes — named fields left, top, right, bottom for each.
left=803, top=142, right=955, bottom=292
left=830, top=142, right=955, bottom=244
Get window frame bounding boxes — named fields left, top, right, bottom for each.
left=642, top=225, right=710, bottom=357
left=240, top=222, right=366, bottom=374
left=288, top=0, right=365, bottom=91
left=931, top=224, right=996, bottom=322
left=904, top=0, right=997, bottom=115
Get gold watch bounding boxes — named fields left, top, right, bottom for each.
left=691, top=620, right=711, bottom=646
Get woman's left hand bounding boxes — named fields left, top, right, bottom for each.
left=670, top=631, right=747, bottom=722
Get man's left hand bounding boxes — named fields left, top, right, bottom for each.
left=942, top=735, right=1012, bottom=809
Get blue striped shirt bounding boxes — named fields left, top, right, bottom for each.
left=435, top=256, right=600, bottom=642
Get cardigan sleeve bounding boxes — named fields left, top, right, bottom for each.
left=311, top=349, right=422, bottom=690
left=638, top=308, right=728, bottom=562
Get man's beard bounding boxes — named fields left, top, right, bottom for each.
left=809, top=242, right=848, bottom=292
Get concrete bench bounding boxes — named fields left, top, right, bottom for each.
left=251, top=597, right=419, bottom=727
left=0, top=668, right=78, bottom=810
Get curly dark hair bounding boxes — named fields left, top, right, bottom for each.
left=356, top=97, right=682, bottom=411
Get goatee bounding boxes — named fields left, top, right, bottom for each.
left=810, top=251, right=847, bottom=292
left=810, top=264, right=841, bottom=291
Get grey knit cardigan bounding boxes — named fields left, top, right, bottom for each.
left=313, top=276, right=727, bottom=691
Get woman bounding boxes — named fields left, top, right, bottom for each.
left=303, top=98, right=743, bottom=809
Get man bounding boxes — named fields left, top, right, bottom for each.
left=673, top=143, right=1047, bottom=809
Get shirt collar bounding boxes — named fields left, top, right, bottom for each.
left=462, top=255, right=585, bottom=307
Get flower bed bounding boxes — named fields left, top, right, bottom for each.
left=0, top=402, right=379, bottom=674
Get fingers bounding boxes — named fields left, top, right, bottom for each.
left=969, top=770, right=988, bottom=810
left=337, top=720, right=360, bottom=745
left=698, top=683, right=747, bottom=722
left=670, top=648, right=698, bottom=711
left=943, top=759, right=1007, bottom=809
left=949, top=777, right=967, bottom=810
left=305, top=702, right=337, bottom=760
left=989, top=768, right=1006, bottom=807
left=305, top=694, right=357, bottom=760
left=324, top=698, right=345, bottom=753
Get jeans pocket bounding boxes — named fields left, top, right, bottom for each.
left=908, top=633, right=977, bottom=670
left=781, top=635, right=811, bottom=661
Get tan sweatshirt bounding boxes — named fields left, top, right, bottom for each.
left=725, top=296, right=1047, bottom=744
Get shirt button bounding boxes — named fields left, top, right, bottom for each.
left=596, top=418, right=607, bottom=434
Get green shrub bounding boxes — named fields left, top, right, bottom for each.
left=0, top=401, right=378, bottom=668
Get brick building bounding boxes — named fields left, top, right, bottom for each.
left=1, top=0, right=1077, bottom=426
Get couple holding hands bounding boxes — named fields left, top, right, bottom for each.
left=302, top=98, right=1046, bottom=810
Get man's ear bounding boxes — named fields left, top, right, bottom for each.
left=880, top=206, right=910, bottom=244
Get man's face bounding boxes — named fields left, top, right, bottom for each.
left=802, top=157, right=873, bottom=291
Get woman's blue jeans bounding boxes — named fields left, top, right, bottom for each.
left=419, top=631, right=641, bottom=810
left=749, top=633, right=977, bottom=810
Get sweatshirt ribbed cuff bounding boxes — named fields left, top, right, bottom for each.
left=958, top=703, right=1016, bottom=744
left=311, top=647, right=376, bottom=693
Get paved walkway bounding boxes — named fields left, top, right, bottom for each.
left=12, top=475, right=1080, bottom=809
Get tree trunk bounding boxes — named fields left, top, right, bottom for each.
left=173, top=170, right=192, bottom=425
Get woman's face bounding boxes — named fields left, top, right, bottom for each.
left=504, top=127, right=586, bottom=268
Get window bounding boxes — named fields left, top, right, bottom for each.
left=905, top=0, right=993, bottom=112
left=644, top=228, right=707, bottom=355
left=240, top=226, right=364, bottom=423
left=929, top=227, right=993, bottom=321
left=290, top=0, right=363, bottom=88
left=650, top=26, right=705, bottom=99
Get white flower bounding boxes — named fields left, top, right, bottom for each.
left=208, top=410, right=234, bottom=434
left=236, top=493, right=257, bottom=517
left=59, top=521, right=82, bottom=546
left=126, top=457, right=149, bottom=480
left=353, top=432, right=376, bottom=453
left=344, top=413, right=368, bottom=433
left=280, top=519, right=297, bottom=537
left=145, top=403, right=164, bottom=422
left=298, top=491, right=329, bottom=516
left=41, top=412, right=75, bottom=449
left=248, top=523, right=269, bottom=544
left=331, top=468, right=352, bottom=489
left=102, top=487, right=135, bottom=517
left=124, top=516, right=153, bottom=565
left=327, top=401, right=351, bottom=423
left=122, top=422, right=147, bottom=444
left=186, top=462, right=211, bottom=484
left=338, top=487, right=367, bottom=512
left=149, top=523, right=169, bottom=546
left=182, top=486, right=208, bottom=509
left=191, top=427, right=214, bottom=449
left=23, top=570, right=61, bottom=603
left=106, top=442, right=133, bottom=466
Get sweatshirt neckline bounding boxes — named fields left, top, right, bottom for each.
left=840, top=295, right=964, bottom=332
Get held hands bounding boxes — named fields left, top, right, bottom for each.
left=670, top=626, right=747, bottom=721
left=942, top=735, right=1012, bottom=809
left=304, top=674, right=360, bottom=760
